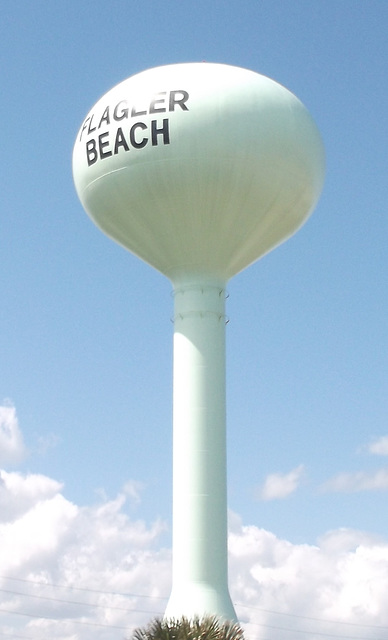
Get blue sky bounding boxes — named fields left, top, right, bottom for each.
left=1, top=2, right=388, bottom=639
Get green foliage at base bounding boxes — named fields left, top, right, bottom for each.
left=130, top=615, right=245, bottom=640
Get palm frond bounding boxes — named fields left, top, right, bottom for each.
left=130, top=615, right=245, bottom=640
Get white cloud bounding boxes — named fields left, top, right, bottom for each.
left=321, top=468, right=388, bottom=493
left=367, top=435, right=388, bottom=456
left=1, top=470, right=388, bottom=640
left=0, top=471, right=170, bottom=640
left=229, top=517, right=388, bottom=639
left=257, top=464, right=304, bottom=500
left=2, top=410, right=388, bottom=640
left=0, top=470, right=62, bottom=523
left=0, top=404, right=27, bottom=466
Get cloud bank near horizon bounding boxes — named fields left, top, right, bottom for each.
left=2, top=405, right=388, bottom=640
left=1, top=467, right=388, bottom=640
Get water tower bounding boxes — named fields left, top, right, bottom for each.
left=72, top=62, right=325, bottom=622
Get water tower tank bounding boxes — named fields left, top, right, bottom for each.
left=73, top=62, right=325, bottom=622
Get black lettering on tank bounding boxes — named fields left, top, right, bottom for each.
left=114, top=127, right=130, bottom=154
left=131, top=105, right=147, bottom=117
left=130, top=122, right=148, bottom=149
left=151, top=119, right=170, bottom=145
left=88, top=114, right=96, bottom=134
left=80, top=117, right=92, bottom=141
left=86, top=139, right=98, bottom=166
left=113, top=100, right=129, bottom=121
left=98, top=131, right=112, bottom=159
left=169, top=90, right=189, bottom=111
left=149, top=92, right=167, bottom=114
left=98, top=106, right=110, bottom=128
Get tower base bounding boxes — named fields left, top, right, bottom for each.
left=165, top=582, right=237, bottom=622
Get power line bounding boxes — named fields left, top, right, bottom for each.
left=0, top=605, right=385, bottom=640
left=235, top=602, right=388, bottom=631
left=0, top=607, right=128, bottom=630
left=0, top=588, right=162, bottom=615
left=1, top=604, right=385, bottom=640
left=0, top=575, right=167, bottom=600
left=0, top=634, right=38, bottom=640
left=241, top=619, right=387, bottom=640
left=1, top=575, right=387, bottom=639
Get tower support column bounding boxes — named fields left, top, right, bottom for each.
left=165, top=278, right=236, bottom=622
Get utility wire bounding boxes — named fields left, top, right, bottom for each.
left=1, top=604, right=385, bottom=640
left=240, top=619, right=387, bottom=640
left=0, top=588, right=162, bottom=614
left=1, top=575, right=387, bottom=638
left=1, top=575, right=385, bottom=630
left=0, top=607, right=130, bottom=631
left=0, top=575, right=167, bottom=600
left=235, top=602, right=388, bottom=631
left=0, top=607, right=385, bottom=640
